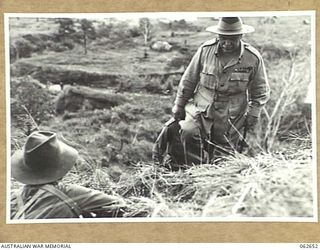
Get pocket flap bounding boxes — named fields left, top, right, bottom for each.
left=230, top=72, right=250, bottom=81
left=200, top=72, right=217, bottom=89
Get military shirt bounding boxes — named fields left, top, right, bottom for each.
left=174, top=39, right=270, bottom=119
left=11, top=182, right=124, bottom=219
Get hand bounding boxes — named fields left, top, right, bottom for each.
left=172, top=105, right=186, bottom=121
left=245, top=115, right=259, bottom=131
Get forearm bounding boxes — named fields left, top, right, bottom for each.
left=248, top=84, right=270, bottom=117
left=174, top=79, right=198, bottom=108
left=248, top=59, right=270, bottom=117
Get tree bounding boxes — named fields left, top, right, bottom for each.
left=79, top=19, right=96, bottom=54
left=55, top=18, right=96, bottom=54
left=139, top=18, right=152, bottom=45
left=56, top=18, right=76, bottom=40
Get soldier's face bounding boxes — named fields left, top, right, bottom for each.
left=219, top=34, right=242, bottom=53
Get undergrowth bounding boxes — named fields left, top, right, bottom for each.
left=61, top=147, right=314, bottom=218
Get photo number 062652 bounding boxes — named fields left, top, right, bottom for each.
left=300, top=244, right=319, bottom=249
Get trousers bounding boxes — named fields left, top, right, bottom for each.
left=179, top=107, right=246, bottom=165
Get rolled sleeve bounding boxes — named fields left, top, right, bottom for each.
left=248, top=58, right=270, bottom=117
left=174, top=47, right=202, bottom=108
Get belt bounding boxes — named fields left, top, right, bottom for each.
left=214, top=92, right=246, bottom=102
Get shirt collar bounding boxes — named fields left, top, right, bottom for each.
left=239, top=40, right=245, bottom=58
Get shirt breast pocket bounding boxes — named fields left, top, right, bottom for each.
left=200, top=72, right=218, bottom=90
left=229, top=72, right=250, bottom=92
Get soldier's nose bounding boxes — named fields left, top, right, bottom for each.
left=224, top=40, right=232, bottom=46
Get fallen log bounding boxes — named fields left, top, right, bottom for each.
left=55, top=85, right=128, bottom=114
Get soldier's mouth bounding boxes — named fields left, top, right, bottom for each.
left=222, top=46, right=234, bottom=52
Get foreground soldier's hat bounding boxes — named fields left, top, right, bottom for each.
left=11, top=131, right=78, bottom=185
left=206, top=17, right=255, bottom=35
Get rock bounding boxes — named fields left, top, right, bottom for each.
left=150, top=41, right=172, bottom=52
left=48, top=84, right=62, bottom=94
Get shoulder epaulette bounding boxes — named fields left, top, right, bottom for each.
left=202, top=38, right=218, bottom=47
left=243, top=42, right=262, bottom=60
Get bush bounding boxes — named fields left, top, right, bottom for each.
left=10, top=34, right=62, bottom=61
left=128, top=26, right=141, bottom=37
left=11, top=76, right=56, bottom=128
left=46, top=40, right=70, bottom=52
left=10, top=38, right=38, bottom=60
left=95, top=21, right=140, bottom=49
left=166, top=55, right=192, bottom=69
left=143, top=78, right=164, bottom=94
left=121, top=140, right=154, bottom=164
left=95, top=22, right=114, bottom=38
left=111, top=103, right=144, bottom=123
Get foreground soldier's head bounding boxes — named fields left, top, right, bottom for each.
left=11, top=131, right=78, bottom=185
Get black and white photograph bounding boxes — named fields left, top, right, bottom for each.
left=5, top=11, right=317, bottom=223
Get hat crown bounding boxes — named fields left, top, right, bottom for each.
left=218, top=17, right=243, bottom=32
left=205, top=16, right=254, bottom=35
left=24, top=131, right=59, bottom=170
left=25, top=131, right=56, bottom=153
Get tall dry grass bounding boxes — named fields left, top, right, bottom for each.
left=61, top=145, right=313, bottom=218
left=255, top=52, right=311, bottom=153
